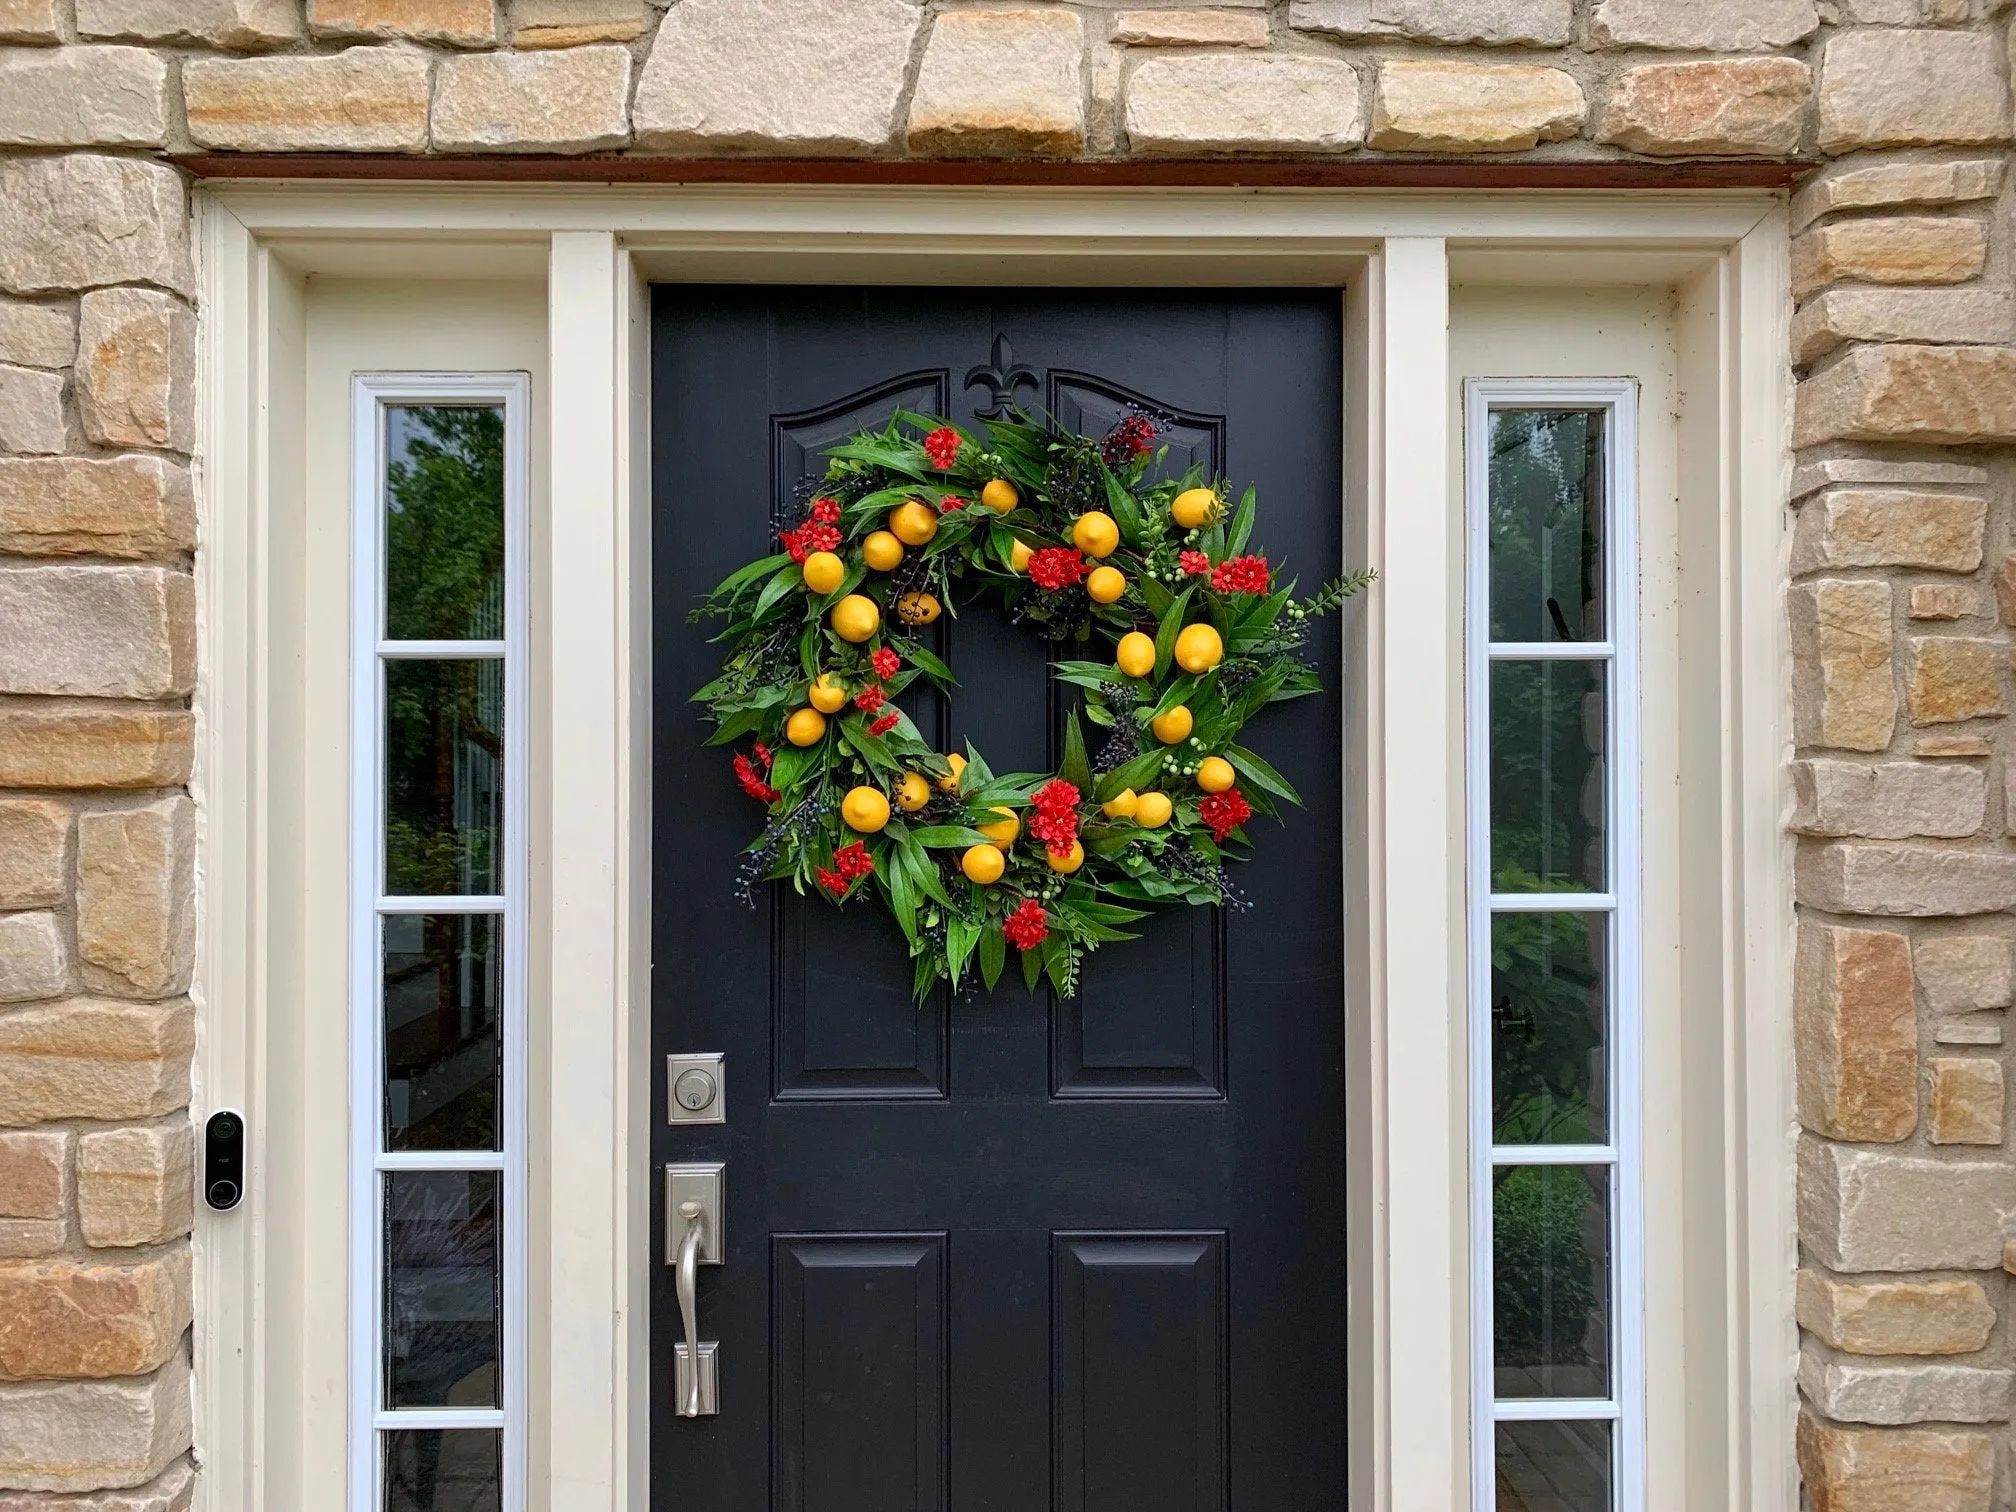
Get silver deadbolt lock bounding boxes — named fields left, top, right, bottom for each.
left=675, top=1068, right=716, bottom=1113
left=666, top=1053, right=725, bottom=1124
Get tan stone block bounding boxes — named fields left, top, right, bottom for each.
left=1819, top=30, right=2013, bottom=152
left=0, top=1131, right=67, bottom=1222
left=0, top=999, right=193, bottom=1127
left=0, top=802, right=68, bottom=912
left=908, top=9, right=1085, bottom=158
left=1367, top=61, right=1582, bottom=153
left=0, top=298, right=73, bottom=370
left=1935, top=1019, right=2002, bottom=1046
left=1793, top=489, right=1985, bottom=574
left=1790, top=579, right=1895, bottom=752
left=0, top=364, right=65, bottom=455
left=0, top=1351, right=188, bottom=1492
left=508, top=0, right=645, bottom=46
left=1928, top=1057, right=2004, bottom=1144
left=308, top=0, right=495, bottom=42
left=1799, top=1414, right=1992, bottom=1512
left=0, top=46, right=169, bottom=149
left=1793, top=289, right=2014, bottom=366
left=634, top=0, right=923, bottom=157
left=0, top=1250, right=188, bottom=1381
left=74, top=290, right=193, bottom=454
left=1793, top=159, right=2006, bottom=233
left=1286, top=0, right=1570, bottom=45
left=1910, top=585, right=1980, bottom=621
left=1801, top=1351, right=2012, bottom=1424
left=1798, top=1272, right=1994, bottom=1355
left=0, top=1220, right=64, bottom=1259
left=1125, top=53, right=1363, bottom=155
left=1800, top=1136, right=2016, bottom=1270
left=1790, top=760, right=1983, bottom=839
left=0, top=155, right=190, bottom=298
left=1797, top=842, right=2016, bottom=917
left=1916, top=736, right=1991, bottom=757
left=1908, top=638, right=2003, bottom=726
left=77, top=1123, right=191, bottom=1249
left=184, top=47, right=432, bottom=153
left=77, top=0, right=303, bottom=45
left=0, top=1461, right=194, bottom=1512
left=1590, top=0, right=1818, bottom=48
left=1796, top=346, right=2016, bottom=448
left=432, top=44, right=630, bottom=154
left=77, top=798, right=193, bottom=1001
left=1797, top=922, right=1918, bottom=1140
left=0, top=456, right=195, bottom=561
left=1792, top=218, right=1987, bottom=302
left=0, top=709, right=192, bottom=791
left=0, top=1, right=58, bottom=43
left=1915, top=936, right=2014, bottom=1013
left=1793, top=455, right=1988, bottom=502
left=1998, top=557, right=2016, bottom=628
left=1598, top=58, right=1810, bottom=157
left=0, top=914, right=69, bottom=1006
left=1112, top=8, right=1268, bottom=44
left=0, top=566, right=194, bottom=700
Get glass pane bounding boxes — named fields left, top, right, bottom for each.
left=1487, top=409, right=1605, bottom=644
left=385, top=660, right=504, bottom=897
left=384, top=1428, right=501, bottom=1512
left=384, top=914, right=501, bottom=1152
left=1494, top=1165, right=1609, bottom=1398
left=385, top=1170, right=499, bottom=1409
left=1492, top=913, right=1608, bottom=1146
left=384, top=405, right=505, bottom=643
left=1496, top=1420, right=1611, bottom=1512
left=1490, top=660, right=1605, bottom=893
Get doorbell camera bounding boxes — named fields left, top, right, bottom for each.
left=204, top=1110, right=245, bottom=1211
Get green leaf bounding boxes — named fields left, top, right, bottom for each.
left=1020, top=941, right=1042, bottom=991
left=1224, top=742, right=1302, bottom=805
left=1227, top=484, right=1257, bottom=556
left=768, top=743, right=818, bottom=792
left=1095, top=746, right=1167, bottom=803
left=751, top=561, right=806, bottom=625
left=1060, top=713, right=1092, bottom=795
left=1139, top=574, right=1173, bottom=619
left=909, top=825, right=993, bottom=849
left=959, top=742, right=994, bottom=794
left=979, top=925, right=1006, bottom=991
left=946, top=916, right=979, bottom=986
left=896, top=639, right=956, bottom=687
left=704, top=550, right=793, bottom=602
left=1153, top=587, right=1194, bottom=680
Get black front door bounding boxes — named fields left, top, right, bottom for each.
left=651, top=287, right=1346, bottom=1511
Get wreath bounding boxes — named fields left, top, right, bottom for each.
left=693, top=409, right=1370, bottom=999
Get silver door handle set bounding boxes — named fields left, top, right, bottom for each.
left=666, top=1053, right=726, bottom=1417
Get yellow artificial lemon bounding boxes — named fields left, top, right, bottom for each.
left=784, top=707, right=828, bottom=747
left=801, top=551, right=845, bottom=595
left=1010, top=539, right=1034, bottom=572
left=1115, top=631, right=1156, bottom=679
left=808, top=673, right=849, bottom=714
left=1133, top=791, right=1173, bottom=829
left=1171, top=488, right=1218, bottom=529
left=961, top=843, right=1006, bottom=884
left=862, top=530, right=905, bottom=571
left=1173, top=622, right=1224, bottom=674
left=1086, top=565, right=1126, bottom=604
left=896, top=591, right=942, bottom=626
left=889, top=501, right=939, bottom=547
left=1071, top=511, right=1120, bottom=559
left=841, top=785, right=891, bottom=834
left=981, top=479, right=1019, bottom=514
left=1151, top=705, right=1194, bottom=745
left=1102, top=788, right=1140, bottom=820
left=976, top=807, right=1021, bottom=845
left=894, top=772, right=932, bottom=812
left=938, top=751, right=968, bottom=793
left=1046, top=841, right=1085, bottom=874
left=1196, top=755, right=1237, bottom=793
left=831, top=594, right=880, bottom=643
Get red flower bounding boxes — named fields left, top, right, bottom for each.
left=869, top=712, right=901, bottom=737
left=1198, top=787, right=1253, bottom=843
left=1001, top=898, right=1049, bottom=951
left=834, top=841, right=875, bottom=880
left=923, top=427, right=962, bottom=470
left=1210, top=554, right=1271, bottom=595
left=855, top=684, right=886, bottom=713
left=1028, top=780, right=1081, bottom=851
left=810, top=497, right=841, bottom=525
left=753, top=742, right=773, bottom=768
left=871, top=648, right=900, bottom=680
left=1179, top=550, right=1211, bottom=578
left=732, top=752, right=779, bottom=804
left=1027, top=548, right=1090, bottom=591
left=816, top=867, right=850, bottom=898
left=780, top=520, right=841, bottom=564
left=938, top=494, right=969, bottom=514
left=1101, top=414, right=1158, bottom=466
left=1032, top=779, right=1080, bottom=814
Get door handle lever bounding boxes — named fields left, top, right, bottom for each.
left=665, top=1163, right=722, bottom=1417
left=674, top=1202, right=712, bottom=1417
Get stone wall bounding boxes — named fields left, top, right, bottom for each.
left=0, top=0, right=2010, bottom=1506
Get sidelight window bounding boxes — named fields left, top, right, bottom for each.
left=350, top=376, right=529, bottom=1512
left=1464, top=382, right=1643, bottom=1512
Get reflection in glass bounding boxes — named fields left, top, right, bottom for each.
left=1488, top=410, right=1604, bottom=644
left=1496, top=1420, right=1611, bottom=1512
left=385, top=660, right=504, bottom=897
left=385, top=1171, right=499, bottom=1409
left=1494, top=1165, right=1609, bottom=1399
left=383, top=1428, right=501, bottom=1512
left=385, top=406, right=505, bottom=643
left=1490, top=660, right=1605, bottom=893
left=1492, top=913, right=1607, bottom=1146
left=384, top=914, right=500, bottom=1152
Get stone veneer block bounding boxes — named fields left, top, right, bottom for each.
left=1799, top=1136, right=2016, bottom=1270
left=0, top=1249, right=189, bottom=1381
left=1907, top=638, right=2003, bottom=727
left=0, top=457, right=194, bottom=561
left=1126, top=54, right=1363, bottom=156
left=0, top=1350, right=188, bottom=1492
left=908, top=8, right=1085, bottom=158
left=307, top=0, right=495, bottom=43
left=1789, top=579, right=1895, bottom=752
left=0, top=1461, right=195, bottom=1512
left=1791, top=456, right=1988, bottom=503
left=77, top=0, right=302, bottom=45
left=0, top=999, right=193, bottom=1127
left=1598, top=58, right=1810, bottom=157
left=77, top=1123, right=192, bottom=1249
left=1287, top=0, right=1570, bottom=45
left=1934, top=1019, right=2003, bottom=1046
left=432, top=45, right=631, bottom=154
left=1368, top=61, right=1582, bottom=153
left=1792, top=490, right=1985, bottom=575
left=1793, top=289, right=2014, bottom=367
left=1796, top=922, right=1917, bottom=1141
left=0, top=1, right=58, bottom=42
left=1589, top=0, right=1817, bottom=48
left=1795, top=346, right=2016, bottom=447
left=1797, top=843, right=2016, bottom=917
left=1914, top=937, right=2013, bottom=1014
left=0, top=799, right=67, bottom=911
left=184, top=47, right=432, bottom=153
left=1791, top=218, right=1987, bottom=302
left=1796, top=1272, right=1994, bottom=1356
left=0, top=566, right=195, bottom=700
left=1801, top=1352, right=2013, bottom=1425
left=1111, top=9, right=1269, bottom=45
left=634, top=0, right=924, bottom=157
left=0, top=363, right=66, bottom=455
left=508, top=0, right=645, bottom=47
left=75, top=290, right=193, bottom=454
left=0, top=156, right=189, bottom=298
left=1790, top=760, right=1983, bottom=840
left=1798, top=1415, right=1992, bottom=1512
left=1793, top=159, right=2006, bottom=233
left=1819, top=30, right=2014, bottom=152
left=0, top=709, right=192, bottom=791
left=1916, top=737, right=1991, bottom=758
left=0, top=46, right=168, bottom=149
left=0, top=914, right=68, bottom=1006
left=0, top=298, right=74, bottom=370
left=1928, top=1057, right=2004, bottom=1145
left=0, top=1131, right=65, bottom=1223
left=77, top=798, right=194, bottom=1001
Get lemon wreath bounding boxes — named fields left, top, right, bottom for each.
left=693, top=409, right=1370, bottom=999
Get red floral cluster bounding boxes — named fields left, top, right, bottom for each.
left=1179, top=549, right=1211, bottom=578
left=780, top=502, right=842, bottom=564
left=1101, top=414, right=1158, bottom=466
left=871, top=648, right=900, bottom=679
left=1001, top=897, right=1049, bottom=951
left=938, top=494, right=968, bottom=513
left=869, top=712, right=901, bottom=736
left=817, top=841, right=876, bottom=897
left=1210, top=554, right=1271, bottom=595
left=855, top=684, right=886, bottom=713
left=1026, top=779, right=1081, bottom=858
left=1198, top=787, right=1253, bottom=844
left=1027, top=547, right=1090, bottom=591
left=923, top=427, right=962, bottom=470
left=732, top=744, right=778, bottom=804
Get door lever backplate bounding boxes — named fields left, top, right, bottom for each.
left=664, top=1162, right=724, bottom=1265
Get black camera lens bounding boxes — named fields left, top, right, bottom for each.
left=208, top=1179, right=241, bottom=1209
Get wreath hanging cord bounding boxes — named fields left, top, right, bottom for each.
left=692, top=408, right=1372, bottom=1000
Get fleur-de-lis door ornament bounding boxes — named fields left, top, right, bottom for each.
left=964, top=333, right=1040, bottom=420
